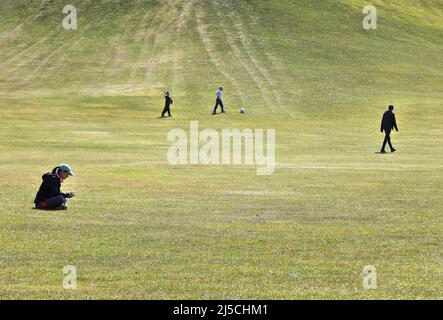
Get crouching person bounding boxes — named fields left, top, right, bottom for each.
left=34, top=164, right=76, bottom=210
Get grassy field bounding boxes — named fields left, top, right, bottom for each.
left=0, top=0, right=442, bottom=299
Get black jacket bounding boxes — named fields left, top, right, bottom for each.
left=381, top=110, right=398, bottom=132
left=34, top=173, right=67, bottom=204
left=165, top=96, right=173, bottom=108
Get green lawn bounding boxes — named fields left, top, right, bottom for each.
left=0, top=0, right=441, bottom=299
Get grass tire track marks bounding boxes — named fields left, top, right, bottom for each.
left=127, top=10, right=158, bottom=85
left=170, top=0, right=196, bottom=93
left=19, top=14, right=103, bottom=85
left=0, top=0, right=48, bottom=47
left=105, top=13, right=147, bottom=78
left=0, top=23, right=66, bottom=71
left=127, top=4, right=178, bottom=91
left=0, top=0, right=60, bottom=73
left=195, top=4, right=246, bottom=106
left=226, top=2, right=296, bottom=119
left=210, top=1, right=279, bottom=114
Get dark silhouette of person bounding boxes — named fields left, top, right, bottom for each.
left=380, top=105, right=398, bottom=153
left=161, top=91, right=173, bottom=117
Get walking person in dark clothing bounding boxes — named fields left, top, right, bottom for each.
left=161, top=91, right=173, bottom=118
left=380, top=105, right=399, bottom=153
left=34, top=164, right=76, bottom=210
left=212, top=86, right=225, bottom=115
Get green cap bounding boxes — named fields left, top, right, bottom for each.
left=59, top=164, right=75, bottom=176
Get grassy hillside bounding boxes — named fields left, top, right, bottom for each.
left=0, top=0, right=442, bottom=299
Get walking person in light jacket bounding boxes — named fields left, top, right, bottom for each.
left=212, top=86, right=225, bottom=115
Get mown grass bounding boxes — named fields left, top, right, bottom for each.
left=0, top=0, right=442, bottom=299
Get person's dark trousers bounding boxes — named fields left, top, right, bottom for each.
left=213, top=98, right=224, bottom=114
left=36, top=195, right=66, bottom=210
left=381, top=129, right=394, bottom=152
left=162, top=106, right=171, bottom=117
